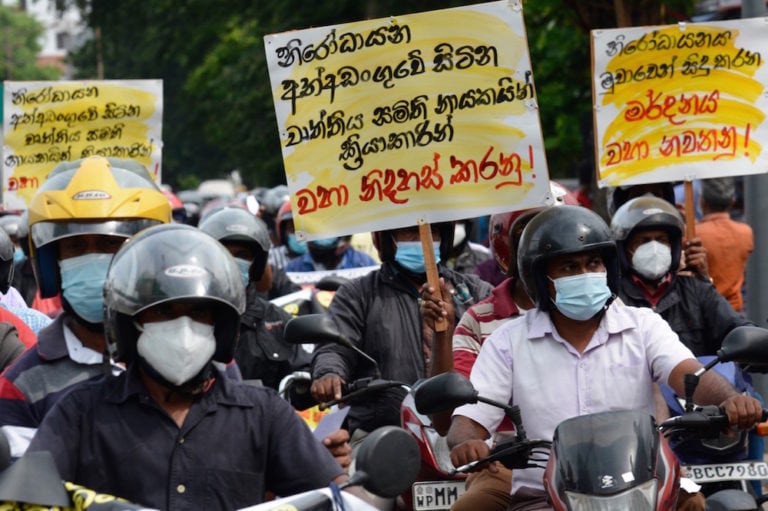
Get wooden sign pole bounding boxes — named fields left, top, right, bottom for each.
left=684, top=180, right=696, bottom=240
left=419, top=221, right=447, bottom=332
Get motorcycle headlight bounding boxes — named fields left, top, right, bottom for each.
left=564, top=479, right=657, bottom=510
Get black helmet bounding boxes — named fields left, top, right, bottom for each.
left=372, top=222, right=455, bottom=263
left=198, top=207, right=271, bottom=281
left=610, top=196, right=684, bottom=274
left=608, top=182, right=676, bottom=218
left=104, top=224, right=246, bottom=365
left=0, top=229, right=14, bottom=294
left=517, top=205, right=618, bottom=309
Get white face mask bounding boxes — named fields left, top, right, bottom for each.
left=136, top=316, right=216, bottom=386
left=631, top=240, right=672, bottom=281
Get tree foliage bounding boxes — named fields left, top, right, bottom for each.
left=0, top=4, right=60, bottom=81
left=64, top=0, right=693, bottom=189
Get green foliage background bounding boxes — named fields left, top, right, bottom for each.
left=65, top=0, right=694, bottom=190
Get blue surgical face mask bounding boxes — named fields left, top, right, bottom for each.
left=59, top=252, right=113, bottom=324
left=12, top=247, right=24, bottom=264
left=286, top=234, right=307, bottom=255
left=394, top=241, right=441, bottom=274
left=234, top=257, right=251, bottom=287
left=549, top=272, right=611, bottom=321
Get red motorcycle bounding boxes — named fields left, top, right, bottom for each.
left=284, top=314, right=466, bottom=511
left=413, top=326, right=768, bottom=511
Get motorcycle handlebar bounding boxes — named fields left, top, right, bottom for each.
left=658, top=406, right=768, bottom=432
left=319, top=379, right=410, bottom=411
left=451, top=438, right=552, bottom=475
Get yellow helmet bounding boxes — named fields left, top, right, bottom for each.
left=29, top=156, right=171, bottom=297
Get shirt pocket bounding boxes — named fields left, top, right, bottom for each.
left=597, top=363, right=652, bottom=412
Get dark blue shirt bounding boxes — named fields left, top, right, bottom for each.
left=29, top=365, right=344, bottom=511
left=285, top=247, right=376, bottom=272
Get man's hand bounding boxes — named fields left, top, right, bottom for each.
left=419, top=278, right=456, bottom=332
left=311, top=374, right=346, bottom=402
left=450, top=439, right=495, bottom=473
left=721, top=394, right=764, bottom=430
left=681, top=237, right=710, bottom=281
left=323, top=428, right=352, bottom=471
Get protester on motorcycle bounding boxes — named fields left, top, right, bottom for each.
left=607, top=182, right=710, bottom=281
left=310, top=222, right=492, bottom=443
left=269, top=199, right=304, bottom=270
left=611, top=196, right=753, bottom=357
left=421, top=186, right=579, bottom=511
left=199, top=202, right=300, bottom=302
left=198, top=207, right=313, bottom=390
left=446, top=205, right=762, bottom=511
left=285, top=234, right=377, bottom=272
left=421, top=209, right=537, bottom=511
left=199, top=207, right=352, bottom=469
left=28, top=224, right=353, bottom=511
left=0, top=156, right=171, bottom=458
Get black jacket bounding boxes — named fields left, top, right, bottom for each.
left=617, top=273, right=752, bottom=356
left=236, top=287, right=311, bottom=392
left=311, top=261, right=492, bottom=434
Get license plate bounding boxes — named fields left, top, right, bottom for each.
left=412, top=481, right=466, bottom=511
left=682, top=461, right=768, bottom=483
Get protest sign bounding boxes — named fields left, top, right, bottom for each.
left=265, top=0, right=550, bottom=240
left=592, top=18, right=768, bottom=188
left=2, top=79, right=163, bottom=209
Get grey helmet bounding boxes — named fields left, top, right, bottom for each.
left=104, top=224, right=246, bottom=365
left=198, top=207, right=271, bottom=281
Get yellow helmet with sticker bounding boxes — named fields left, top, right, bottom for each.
left=28, top=156, right=171, bottom=297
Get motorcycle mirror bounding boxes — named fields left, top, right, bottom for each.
left=283, top=314, right=381, bottom=377
left=284, top=314, right=347, bottom=345
left=413, top=372, right=478, bottom=415
left=315, top=275, right=347, bottom=291
left=717, top=326, right=768, bottom=365
left=342, top=426, right=420, bottom=498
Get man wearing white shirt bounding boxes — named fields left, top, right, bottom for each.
left=447, top=205, right=762, bottom=511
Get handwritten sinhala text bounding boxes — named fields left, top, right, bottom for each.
left=604, top=124, right=751, bottom=166
left=295, top=145, right=532, bottom=214
left=280, top=43, right=500, bottom=114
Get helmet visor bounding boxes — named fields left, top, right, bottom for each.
left=31, top=219, right=161, bottom=249
left=106, top=226, right=246, bottom=318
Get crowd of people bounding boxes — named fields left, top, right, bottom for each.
left=0, top=155, right=760, bottom=511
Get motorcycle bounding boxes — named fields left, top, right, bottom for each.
left=284, top=314, right=467, bottom=511
left=239, top=425, right=421, bottom=511
left=661, top=354, right=767, bottom=497
left=412, top=326, right=768, bottom=511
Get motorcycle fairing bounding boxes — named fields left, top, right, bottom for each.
left=544, top=410, right=680, bottom=511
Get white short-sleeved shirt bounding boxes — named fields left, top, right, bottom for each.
left=453, top=301, right=693, bottom=495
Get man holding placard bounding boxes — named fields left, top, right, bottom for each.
left=310, top=222, right=491, bottom=442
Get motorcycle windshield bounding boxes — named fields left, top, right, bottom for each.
left=552, top=410, right=657, bottom=495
